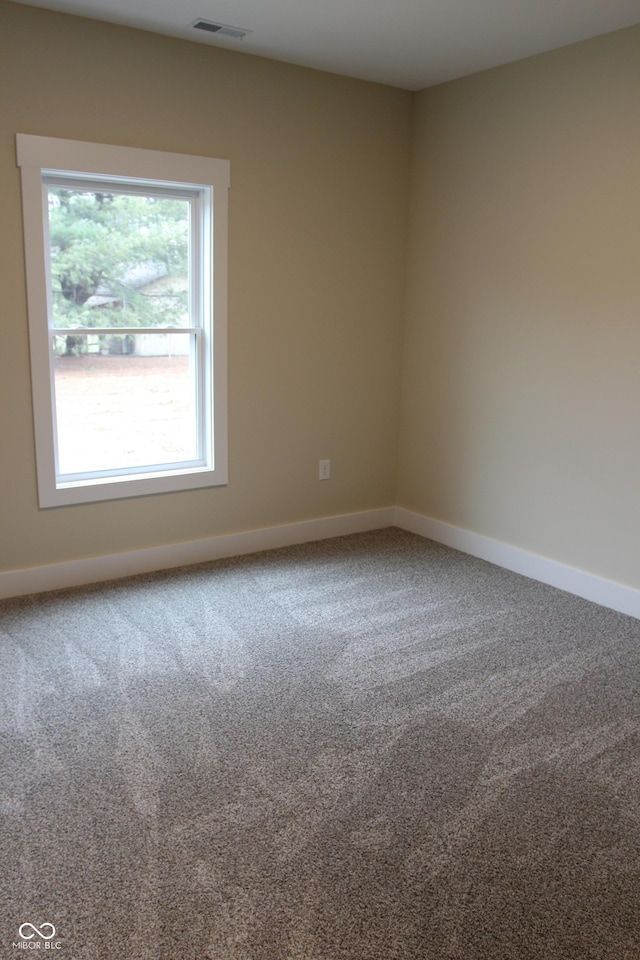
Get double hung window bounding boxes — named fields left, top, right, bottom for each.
left=17, top=135, right=229, bottom=507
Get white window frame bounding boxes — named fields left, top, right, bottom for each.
left=17, top=134, right=229, bottom=507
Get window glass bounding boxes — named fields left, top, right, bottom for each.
left=52, top=332, right=198, bottom=476
left=47, top=185, right=191, bottom=330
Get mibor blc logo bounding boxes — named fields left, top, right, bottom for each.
left=13, top=923, right=62, bottom=951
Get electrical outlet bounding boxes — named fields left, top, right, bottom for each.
left=319, top=459, right=331, bottom=480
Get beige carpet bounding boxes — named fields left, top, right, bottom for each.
left=1, top=528, right=639, bottom=958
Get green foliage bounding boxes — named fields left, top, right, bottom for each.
left=48, top=188, right=189, bottom=329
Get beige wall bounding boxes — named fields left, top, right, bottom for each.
left=0, top=1, right=411, bottom=571
left=3, top=1, right=639, bottom=593
left=398, top=25, right=640, bottom=589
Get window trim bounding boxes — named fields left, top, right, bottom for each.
left=17, top=134, right=229, bottom=507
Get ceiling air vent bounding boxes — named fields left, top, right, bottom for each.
left=192, top=19, right=251, bottom=40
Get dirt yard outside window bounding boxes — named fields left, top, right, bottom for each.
left=53, top=354, right=196, bottom=475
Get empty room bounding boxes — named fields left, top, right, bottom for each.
left=1, top=0, right=639, bottom=956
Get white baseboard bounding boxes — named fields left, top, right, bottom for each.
left=3, top=505, right=639, bottom=620
left=394, top=507, right=640, bottom=620
left=0, top=507, right=395, bottom=600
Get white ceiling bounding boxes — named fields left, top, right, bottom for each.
left=10, top=0, right=640, bottom=89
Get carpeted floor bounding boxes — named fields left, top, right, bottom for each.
left=1, top=527, right=639, bottom=958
